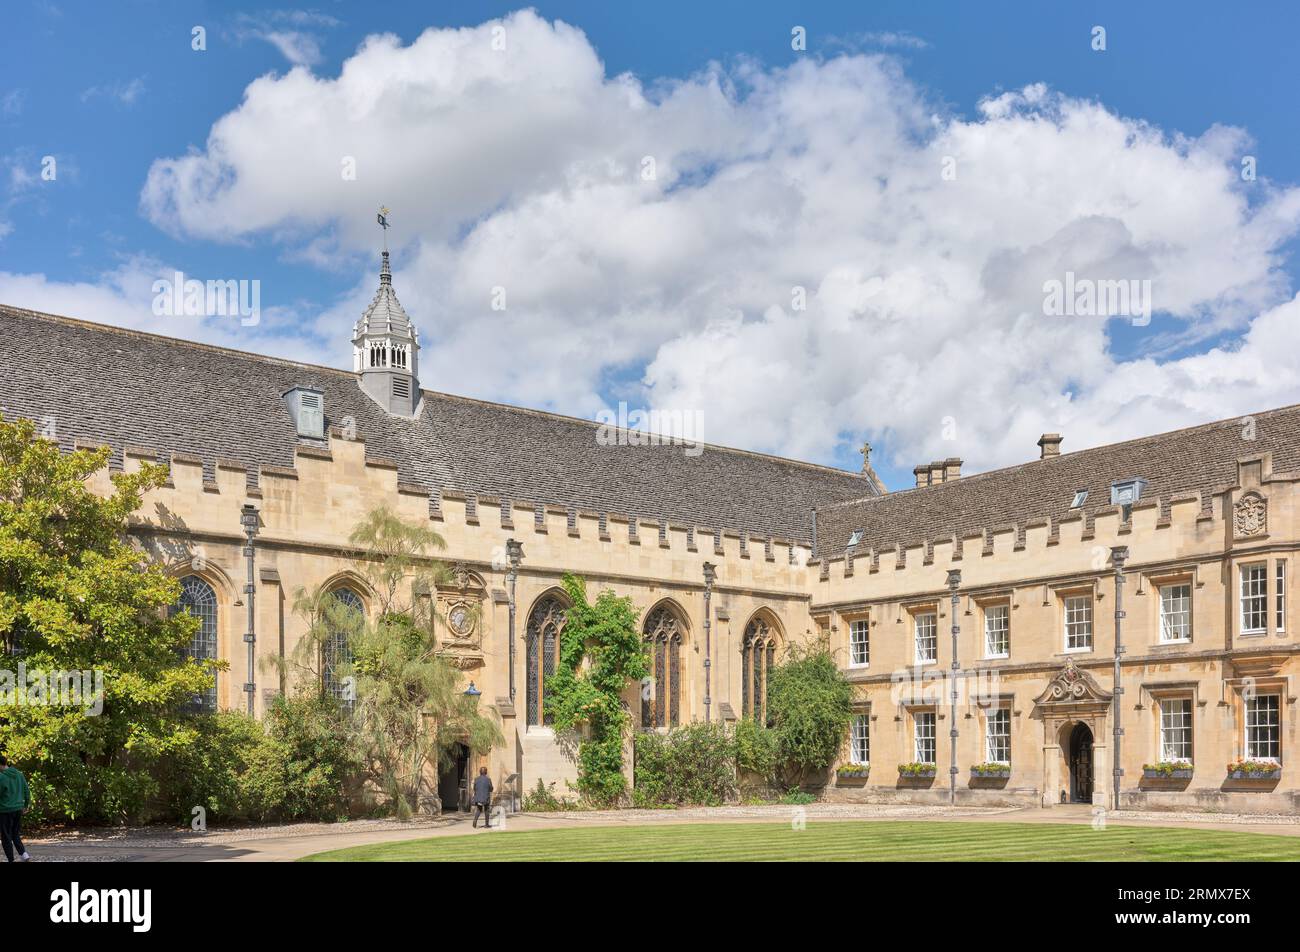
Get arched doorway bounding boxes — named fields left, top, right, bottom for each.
left=438, top=742, right=470, bottom=813
left=1068, top=723, right=1094, bottom=803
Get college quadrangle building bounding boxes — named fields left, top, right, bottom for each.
left=2, top=251, right=1297, bottom=814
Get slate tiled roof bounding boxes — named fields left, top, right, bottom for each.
left=815, top=404, right=1300, bottom=559
left=0, top=304, right=877, bottom=544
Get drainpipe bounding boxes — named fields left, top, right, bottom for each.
left=946, top=569, right=962, bottom=806
left=703, top=562, right=716, bottom=723
left=1110, top=546, right=1129, bottom=812
left=506, top=539, right=523, bottom=705
left=239, top=504, right=260, bottom=717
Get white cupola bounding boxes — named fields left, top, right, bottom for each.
left=352, top=249, right=421, bottom=417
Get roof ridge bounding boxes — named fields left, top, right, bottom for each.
left=0, top=303, right=871, bottom=483
left=816, top=402, right=1300, bottom=515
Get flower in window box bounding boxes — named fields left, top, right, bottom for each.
left=1226, top=759, right=1282, bottom=780
left=1141, top=761, right=1193, bottom=780
left=969, top=762, right=1011, bottom=778
left=898, top=762, right=937, bottom=778
left=836, top=763, right=870, bottom=780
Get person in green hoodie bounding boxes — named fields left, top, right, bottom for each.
left=0, top=754, right=31, bottom=862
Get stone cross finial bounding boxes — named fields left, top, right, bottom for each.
left=860, top=441, right=872, bottom=472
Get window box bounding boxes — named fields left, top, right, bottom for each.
left=969, top=762, right=1011, bottom=778
left=837, top=764, right=870, bottom=782
left=1226, top=760, right=1281, bottom=781
left=1142, top=762, right=1193, bottom=780
left=898, top=762, right=937, bottom=779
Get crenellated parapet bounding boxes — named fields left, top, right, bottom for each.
left=813, top=453, right=1299, bottom=605
left=110, top=428, right=815, bottom=594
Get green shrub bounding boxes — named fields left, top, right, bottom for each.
left=633, top=722, right=737, bottom=807
left=243, top=695, right=361, bottom=821
left=522, top=778, right=578, bottom=812
left=778, top=788, right=816, bottom=805
left=153, top=696, right=357, bottom=825
left=733, top=717, right=779, bottom=781
left=765, top=644, right=853, bottom=785
left=154, top=711, right=269, bottom=823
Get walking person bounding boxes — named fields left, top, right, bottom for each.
left=471, top=766, right=493, bottom=829
left=0, top=754, right=31, bottom=863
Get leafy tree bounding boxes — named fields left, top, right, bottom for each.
left=0, top=415, right=214, bottom=822
left=546, top=574, right=649, bottom=806
left=765, top=640, right=853, bottom=786
left=327, top=507, right=501, bottom=818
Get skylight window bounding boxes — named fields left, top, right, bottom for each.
left=847, top=529, right=864, bottom=548
left=1070, top=489, right=1088, bottom=509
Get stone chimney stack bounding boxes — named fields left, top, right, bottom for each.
left=943, top=457, right=962, bottom=481
left=913, top=465, right=931, bottom=488
left=929, top=461, right=945, bottom=485
left=1037, top=433, right=1063, bottom=459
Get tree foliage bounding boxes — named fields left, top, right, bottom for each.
left=633, top=722, right=737, bottom=807
left=545, top=574, right=649, bottom=806
left=764, top=639, right=853, bottom=785
left=0, top=415, right=214, bottom=822
left=334, top=507, right=502, bottom=818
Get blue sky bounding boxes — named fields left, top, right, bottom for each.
left=3, top=1, right=1300, bottom=488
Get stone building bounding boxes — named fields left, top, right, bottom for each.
left=1, top=253, right=1295, bottom=813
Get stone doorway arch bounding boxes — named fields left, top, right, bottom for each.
left=1031, top=659, right=1112, bottom=807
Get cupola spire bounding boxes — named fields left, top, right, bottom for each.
left=351, top=207, right=421, bottom=417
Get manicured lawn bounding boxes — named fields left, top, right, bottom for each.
left=300, top=820, right=1300, bottom=862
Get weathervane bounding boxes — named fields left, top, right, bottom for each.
left=377, top=205, right=391, bottom=251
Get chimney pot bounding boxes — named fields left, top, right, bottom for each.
left=1037, top=433, right=1063, bottom=459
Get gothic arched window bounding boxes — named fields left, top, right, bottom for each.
left=742, top=616, right=779, bottom=725
left=641, top=605, right=684, bottom=729
left=174, top=575, right=218, bottom=712
left=324, top=587, right=363, bottom=705
left=526, top=595, right=567, bottom=727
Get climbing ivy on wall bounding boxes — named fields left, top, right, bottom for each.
left=545, top=574, right=650, bottom=806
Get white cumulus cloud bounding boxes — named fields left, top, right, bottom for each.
left=8, top=10, right=1300, bottom=482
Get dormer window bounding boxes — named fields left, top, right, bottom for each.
left=282, top=386, right=325, bottom=439
left=1110, top=478, right=1147, bottom=521
left=1109, top=478, right=1147, bottom=507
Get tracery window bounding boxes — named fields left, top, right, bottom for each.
left=323, top=587, right=363, bottom=706
left=526, top=595, right=567, bottom=727
left=641, top=605, right=684, bottom=729
left=174, top=575, right=218, bottom=712
left=741, top=616, right=778, bottom=725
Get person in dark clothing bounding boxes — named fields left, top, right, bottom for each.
left=471, top=766, right=494, bottom=828
left=0, top=754, right=31, bottom=863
